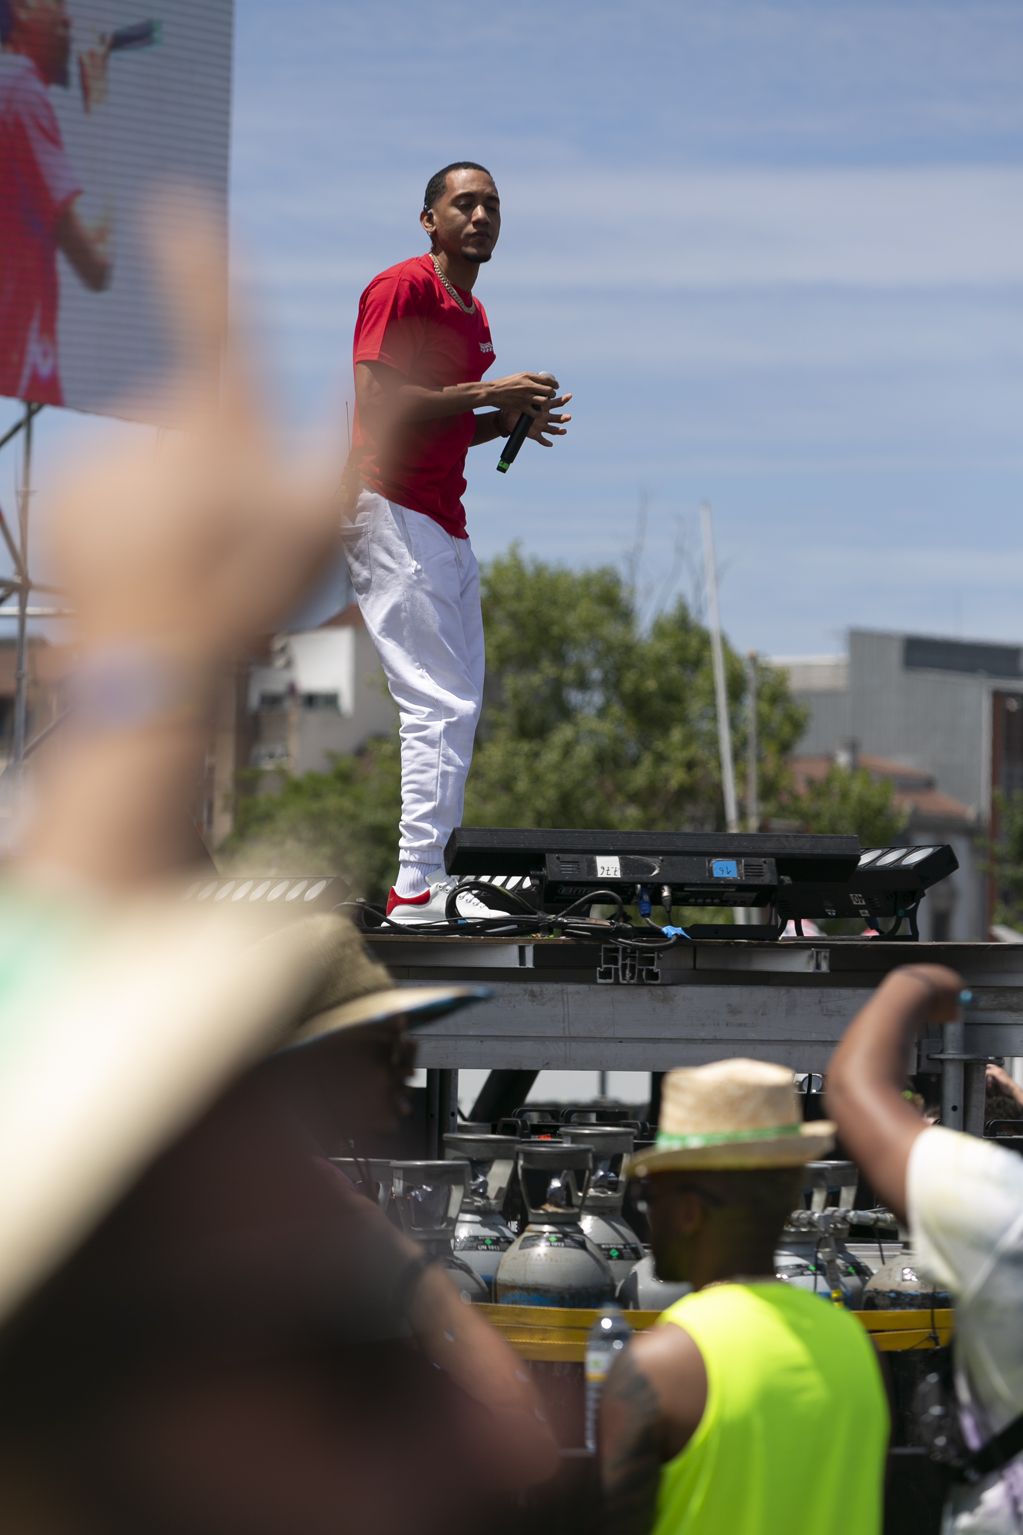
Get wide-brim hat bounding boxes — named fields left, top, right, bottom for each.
left=283, top=912, right=489, bottom=1047
left=0, top=902, right=484, bottom=1329
left=627, top=1057, right=835, bottom=1176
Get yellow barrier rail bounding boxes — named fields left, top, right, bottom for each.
left=478, top=1302, right=953, bottom=1362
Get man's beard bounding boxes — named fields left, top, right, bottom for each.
left=463, top=250, right=492, bottom=265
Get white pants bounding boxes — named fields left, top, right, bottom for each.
left=343, top=491, right=485, bottom=872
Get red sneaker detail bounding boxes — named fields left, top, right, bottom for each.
left=386, top=885, right=432, bottom=915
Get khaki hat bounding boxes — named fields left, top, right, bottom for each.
left=627, top=1058, right=835, bottom=1176
left=284, top=912, right=489, bottom=1046
left=0, top=902, right=484, bottom=1329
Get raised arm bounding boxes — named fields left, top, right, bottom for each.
left=58, top=42, right=114, bottom=291
left=825, top=964, right=964, bottom=1221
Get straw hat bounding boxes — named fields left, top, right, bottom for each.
left=0, top=903, right=484, bottom=1329
left=627, top=1058, right=835, bottom=1176
left=284, top=912, right=489, bottom=1047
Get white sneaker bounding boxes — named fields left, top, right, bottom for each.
left=385, top=875, right=509, bottom=925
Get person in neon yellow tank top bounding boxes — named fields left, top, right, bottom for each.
left=598, top=1058, right=888, bottom=1535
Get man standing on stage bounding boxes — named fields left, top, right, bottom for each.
left=0, top=0, right=113, bottom=405
left=347, top=162, right=572, bottom=924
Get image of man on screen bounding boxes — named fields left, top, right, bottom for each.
left=0, top=0, right=112, bottom=405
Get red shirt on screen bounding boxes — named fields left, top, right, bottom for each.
left=352, top=254, right=495, bottom=538
left=0, top=55, right=81, bottom=406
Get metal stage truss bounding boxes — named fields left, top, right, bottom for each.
left=367, top=933, right=1023, bottom=1150
left=0, top=404, right=72, bottom=778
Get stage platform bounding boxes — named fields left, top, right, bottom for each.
left=367, top=933, right=1023, bottom=1142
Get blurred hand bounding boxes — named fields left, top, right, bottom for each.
left=987, top=1062, right=1023, bottom=1108
left=885, top=964, right=965, bottom=1027
left=79, top=41, right=111, bottom=111
left=25, top=195, right=347, bottom=887
left=49, top=199, right=341, bottom=664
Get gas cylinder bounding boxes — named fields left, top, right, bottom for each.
left=443, top=1132, right=518, bottom=1297
left=619, top=1253, right=692, bottom=1311
left=560, top=1126, right=645, bottom=1289
left=773, top=1161, right=872, bottom=1307
left=861, top=1233, right=953, bottom=1311
left=389, top=1159, right=489, bottom=1304
left=773, top=1217, right=872, bottom=1307
left=495, top=1143, right=616, bottom=1307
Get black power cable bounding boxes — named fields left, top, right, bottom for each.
left=341, top=882, right=688, bottom=951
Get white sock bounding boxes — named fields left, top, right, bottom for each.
left=394, top=861, right=443, bottom=899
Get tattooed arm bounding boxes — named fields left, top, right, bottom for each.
left=599, top=1326, right=708, bottom=1535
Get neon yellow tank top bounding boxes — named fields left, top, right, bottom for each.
left=653, top=1283, right=887, bottom=1535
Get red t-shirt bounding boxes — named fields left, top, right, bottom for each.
left=0, top=54, right=82, bottom=405
left=352, top=253, right=495, bottom=538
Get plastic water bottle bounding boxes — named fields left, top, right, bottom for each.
left=584, top=1305, right=633, bottom=1452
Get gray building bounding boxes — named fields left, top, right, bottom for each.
left=775, top=629, right=1023, bottom=941
left=247, top=606, right=395, bottom=778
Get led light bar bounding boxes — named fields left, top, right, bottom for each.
left=775, top=845, right=959, bottom=924
left=542, top=850, right=779, bottom=910
left=182, top=876, right=348, bottom=908
left=446, top=829, right=860, bottom=883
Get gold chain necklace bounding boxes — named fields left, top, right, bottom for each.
left=430, top=253, right=476, bottom=316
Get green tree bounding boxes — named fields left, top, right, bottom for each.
left=221, top=547, right=900, bottom=901
left=222, top=742, right=402, bottom=897
left=471, top=546, right=806, bottom=834
left=780, top=764, right=906, bottom=849
left=984, top=790, right=1023, bottom=929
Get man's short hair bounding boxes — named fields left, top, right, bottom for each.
left=423, top=162, right=494, bottom=213
left=0, top=1, right=13, bottom=45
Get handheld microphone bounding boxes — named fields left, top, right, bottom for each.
left=497, top=372, right=555, bottom=474
left=109, top=20, right=162, bottom=51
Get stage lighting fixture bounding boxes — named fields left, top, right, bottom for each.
left=775, top=844, right=959, bottom=936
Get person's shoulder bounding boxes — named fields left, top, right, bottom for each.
left=0, top=53, right=50, bottom=109
left=913, top=1123, right=1023, bottom=1189
left=640, top=1316, right=705, bottom=1373
left=362, top=255, right=435, bottom=303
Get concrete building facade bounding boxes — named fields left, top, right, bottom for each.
left=775, top=629, right=1023, bottom=940
left=201, top=605, right=394, bottom=845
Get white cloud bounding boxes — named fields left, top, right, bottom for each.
left=492, top=167, right=1023, bottom=290
left=235, top=165, right=1023, bottom=294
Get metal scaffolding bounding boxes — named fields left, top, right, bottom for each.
left=0, top=404, right=73, bottom=779
left=368, top=931, right=1022, bottom=1151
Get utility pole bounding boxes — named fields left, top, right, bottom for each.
left=746, top=650, right=760, bottom=832
left=701, top=502, right=739, bottom=834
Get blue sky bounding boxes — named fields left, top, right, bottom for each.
left=3, top=0, right=1022, bottom=654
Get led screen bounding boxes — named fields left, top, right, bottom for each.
left=0, top=0, right=232, bottom=418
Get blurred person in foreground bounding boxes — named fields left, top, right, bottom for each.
left=0, top=913, right=556, bottom=1534
left=0, top=195, right=349, bottom=1306
left=0, top=0, right=113, bottom=403
left=828, top=966, right=1023, bottom=1533
left=599, top=1059, right=887, bottom=1535
left=0, top=200, right=556, bottom=1530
